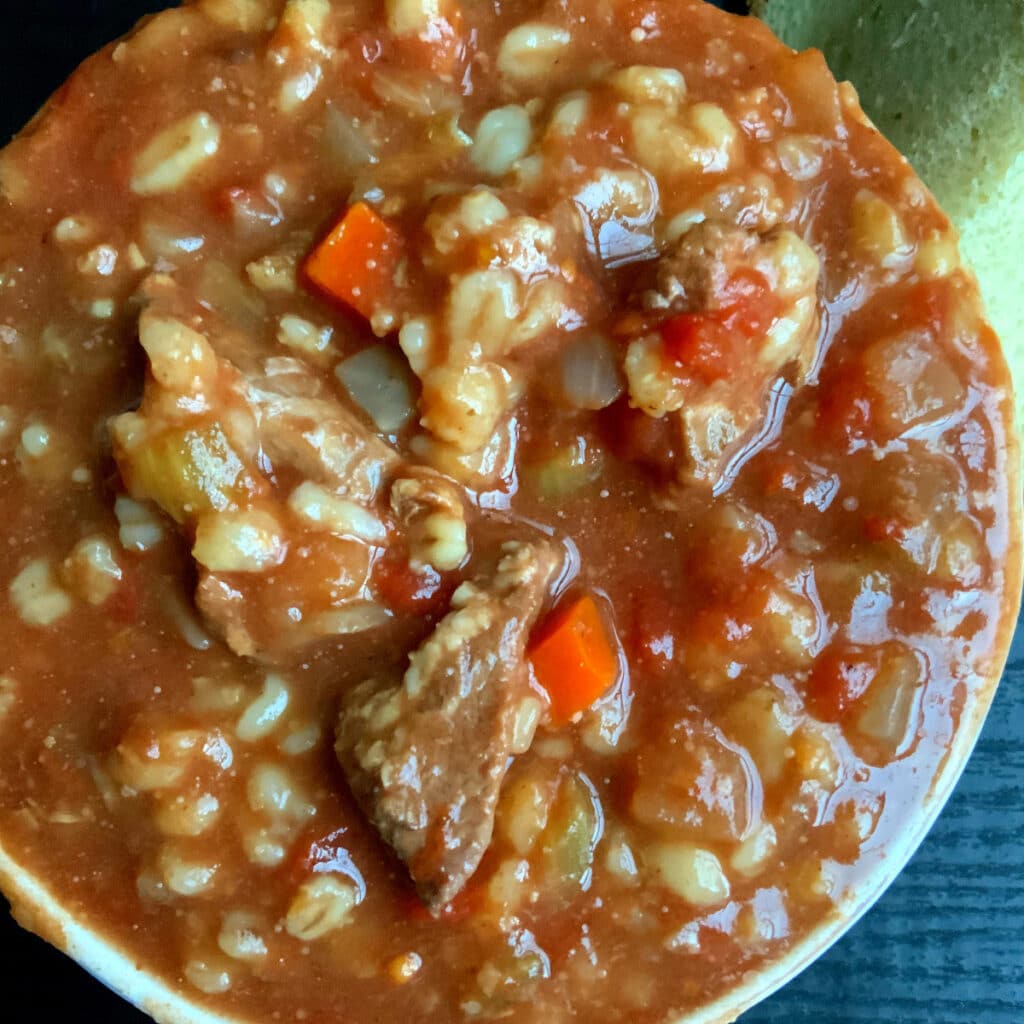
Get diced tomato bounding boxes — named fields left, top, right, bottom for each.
left=372, top=551, right=452, bottom=616
left=718, top=267, right=779, bottom=336
left=815, top=373, right=874, bottom=446
left=660, top=312, right=737, bottom=384
left=862, top=514, right=909, bottom=545
left=807, top=646, right=879, bottom=721
left=601, top=400, right=678, bottom=478
left=659, top=269, right=778, bottom=384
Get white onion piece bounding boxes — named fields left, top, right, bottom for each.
left=322, top=105, right=379, bottom=180
left=196, top=260, right=266, bottom=331
left=370, top=69, right=461, bottom=118
left=560, top=334, right=624, bottom=410
left=140, top=208, right=205, bottom=262
left=336, top=345, right=417, bottom=433
left=225, top=188, right=283, bottom=239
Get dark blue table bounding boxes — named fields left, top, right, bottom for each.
left=1, top=3, right=1021, bottom=1021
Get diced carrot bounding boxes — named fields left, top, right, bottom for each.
left=304, top=202, right=403, bottom=322
left=530, top=594, right=618, bottom=725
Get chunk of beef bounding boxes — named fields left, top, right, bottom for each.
left=112, top=275, right=400, bottom=659
left=335, top=539, right=562, bottom=911
left=624, top=223, right=821, bottom=490
left=390, top=469, right=469, bottom=572
left=246, top=358, right=398, bottom=503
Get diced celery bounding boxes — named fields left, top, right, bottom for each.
left=127, top=422, right=254, bottom=523
left=542, top=772, right=603, bottom=888
left=526, top=437, right=603, bottom=502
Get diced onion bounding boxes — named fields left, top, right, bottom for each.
left=559, top=334, right=624, bottom=410
left=370, top=69, right=461, bottom=119
left=140, top=208, right=206, bottom=262
left=196, top=260, right=266, bottom=331
left=322, top=105, right=379, bottom=180
left=335, top=345, right=417, bottom=433
left=856, top=648, right=923, bottom=757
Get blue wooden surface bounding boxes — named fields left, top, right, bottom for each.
left=0, top=2, right=1021, bottom=1021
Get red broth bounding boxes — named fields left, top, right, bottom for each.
left=0, top=1, right=1018, bottom=1022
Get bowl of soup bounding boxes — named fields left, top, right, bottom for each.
left=0, top=1, right=1019, bottom=1022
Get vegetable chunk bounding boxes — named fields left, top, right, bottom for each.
left=530, top=594, right=619, bottom=725
left=304, top=203, right=404, bottom=322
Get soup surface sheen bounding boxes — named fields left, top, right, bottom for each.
left=0, top=1, right=1018, bottom=1021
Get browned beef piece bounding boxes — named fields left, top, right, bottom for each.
left=335, top=539, right=562, bottom=911
left=244, top=360, right=399, bottom=503
left=627, top=223, right=821, bottom=490
left=118, top=274, right=402, bottom=660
